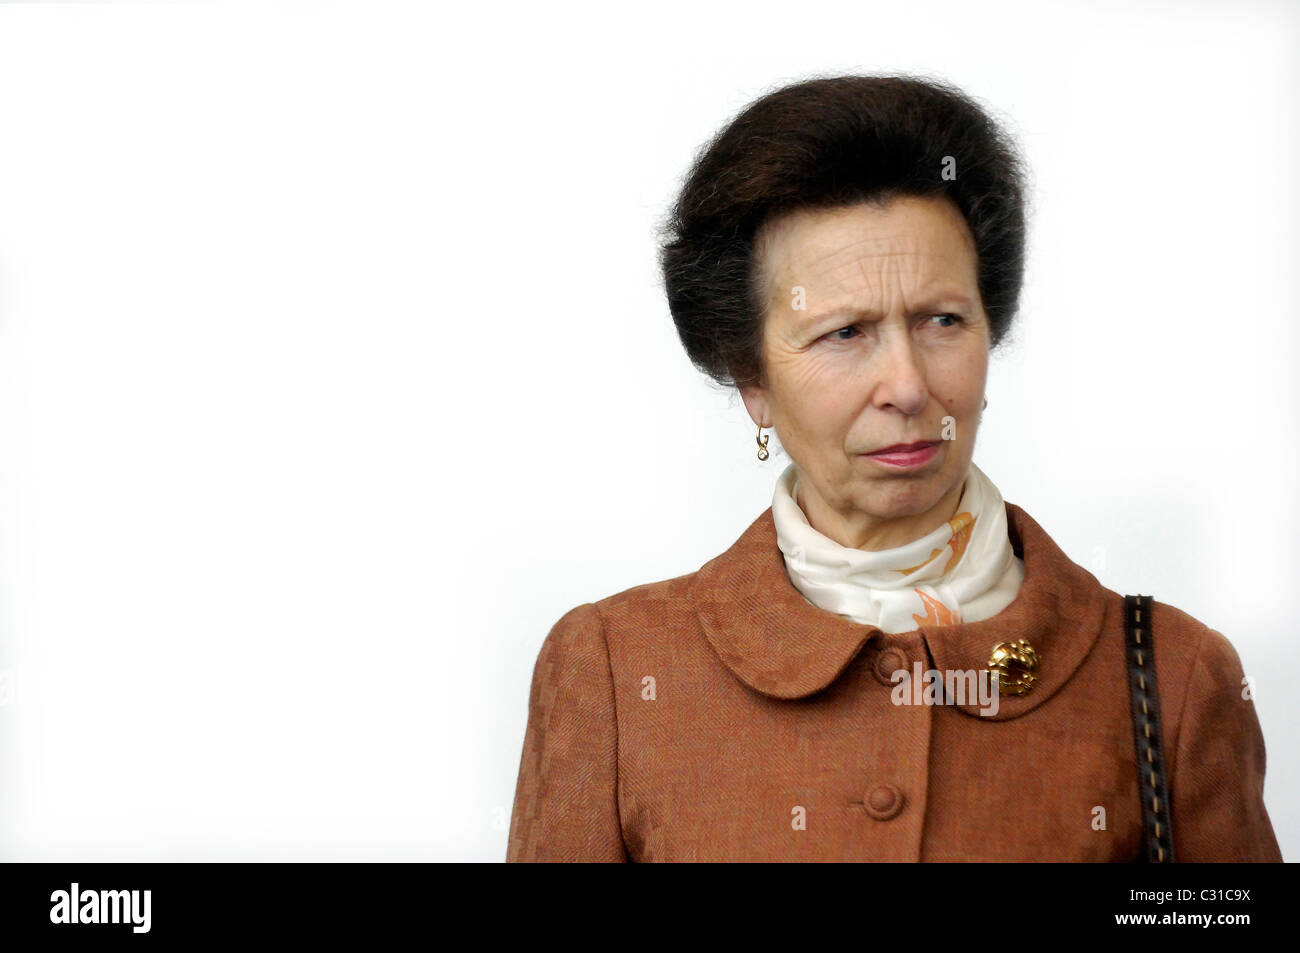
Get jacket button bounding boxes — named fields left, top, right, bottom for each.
left=874, top=647, right=908, bottom=687
left=864, top=784, right=905, bottom=821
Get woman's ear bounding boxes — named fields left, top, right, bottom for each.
left=738, top=383, right=770, bottom=429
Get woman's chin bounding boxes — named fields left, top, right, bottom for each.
left=850, top=466, right=966, bottom=517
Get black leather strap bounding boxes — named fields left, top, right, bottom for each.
left=1124, top=594, right=1175, bottom=862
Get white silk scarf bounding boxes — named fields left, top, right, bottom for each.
left=771, top=461, right=1024, bottom=634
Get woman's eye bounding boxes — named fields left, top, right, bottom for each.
left=824, top=315, right=961, bottom=342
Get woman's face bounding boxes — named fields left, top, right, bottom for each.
left=740, top=194, right=990, bottom=551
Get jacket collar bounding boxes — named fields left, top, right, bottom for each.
left=690, top=501, right=1109, bottom=719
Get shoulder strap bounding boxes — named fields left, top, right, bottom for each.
left=1124, top=594, right=1175, bottom=862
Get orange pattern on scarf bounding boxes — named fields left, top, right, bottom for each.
left=895, top=511, right=977, bottom=575
left=912, top=588, right=962, bottom=627
left=943, top=511, right=975, bottom=572
left=896, top=512, right=977, bottom=627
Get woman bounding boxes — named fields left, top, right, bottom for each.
left=506, top=74, right=1282, bottom=862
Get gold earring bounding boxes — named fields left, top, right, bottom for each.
left=756, top=424, right=770, bottom=461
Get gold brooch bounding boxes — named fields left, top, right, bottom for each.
left=987, top=639, right=1039, bottom=696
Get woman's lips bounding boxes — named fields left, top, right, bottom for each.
left=860, top=441, right=941, bottom=469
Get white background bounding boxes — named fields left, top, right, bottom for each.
left=0, top=0, right=1295, bottom=861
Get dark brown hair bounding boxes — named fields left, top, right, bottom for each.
left=657, top=73, right=1029, bottom=390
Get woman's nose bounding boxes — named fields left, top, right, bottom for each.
left=872, top=336, right=929, bottom=414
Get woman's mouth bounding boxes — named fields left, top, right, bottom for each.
left=860, top=441, right=941, bottom=470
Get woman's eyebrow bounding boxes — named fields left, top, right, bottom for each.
left=805, top=292, right=975, bottom=323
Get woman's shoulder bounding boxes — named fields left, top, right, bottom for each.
left=583, top=510, right=784, bottom=636
left=1092, top=582, right=1245, bottom=672
left=521, top=566, right=714, bottom=691
left=1142, top=597, right=1253, bottom=702
left=1010, top=500, right=1242, bottom=665
left=539, top=568, right=703, bottom=657
left=1089, top=583, right=1254, bottom=739
left=536, top=518, right=767, bottom=667
left=592, top=568, right=701, bottom=617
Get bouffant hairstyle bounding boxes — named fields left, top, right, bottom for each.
left=658, top=74, right=1029, bottom=390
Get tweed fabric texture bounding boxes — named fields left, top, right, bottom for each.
left=506, top=502, right=1282, bottom=862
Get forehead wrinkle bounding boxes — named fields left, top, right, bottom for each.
left=759, top=205, right=978, bottom=318
left=826, top=248, right=938, bottom=311
left=797, top=256, right=975, bottom=326
left=798, top=228, right=952, bottom=284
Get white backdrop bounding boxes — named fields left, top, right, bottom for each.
left=0, top=0, right=1295, bottom=861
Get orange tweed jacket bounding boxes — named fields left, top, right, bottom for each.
left=506, top=502, right=1283, bottom=862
